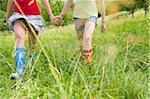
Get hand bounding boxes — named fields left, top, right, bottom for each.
left=101, top=21, right=106, bottom=33
left=53, top=15, right=62, bottom=26
left=6, top=17, right=9, bottom=29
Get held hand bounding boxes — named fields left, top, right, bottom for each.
left=53, top=16, right=62, bottom=26
left=101, top=21, right=106, bottom=33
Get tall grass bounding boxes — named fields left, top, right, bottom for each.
left=0, top=12, right=149, bottom=98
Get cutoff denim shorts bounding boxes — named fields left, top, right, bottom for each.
left=73, top=16, right=98, bottom=31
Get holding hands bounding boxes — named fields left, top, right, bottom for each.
left=52, top=15, right=63, bottom=26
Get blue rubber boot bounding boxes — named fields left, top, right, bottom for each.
left=10, top=48, right=26, bottom=80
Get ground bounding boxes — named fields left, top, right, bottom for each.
left=0, top=11, right=149, bottom=98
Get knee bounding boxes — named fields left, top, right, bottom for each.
left=17, top=34, right=25, bottom=40
left=15, top=30, right=25, bottom=40
left=84, top=33, right=92, bottom=42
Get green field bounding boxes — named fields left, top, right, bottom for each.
left=0, top=11, right=149, bottom=98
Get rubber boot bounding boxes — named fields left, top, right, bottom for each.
left=82, top=48, right=92, bottom=65
left=10, top=48, right=26, bottom=80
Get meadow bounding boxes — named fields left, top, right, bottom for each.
left=0, top=11, right=149, bottom=98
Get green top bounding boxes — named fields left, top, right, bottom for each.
left=73, top=0, right=98, bottom=18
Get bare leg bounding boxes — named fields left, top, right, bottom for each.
left=10, top=19, right=26, bottom=80
left=74, top=19, right=86, bottom=50
left=28, top=28, right=38, bottom=53
left=26, top=23, right=38, bottom=66
left=14, top=20, right=26, bottom=47
left=82, top=21, right=96, bottom=64
left=83, top=21, right=96, bottom=49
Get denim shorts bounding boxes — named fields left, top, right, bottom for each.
left=8, top=12, right=45, bottom=33
left=73, top=16, right=98, bottom=31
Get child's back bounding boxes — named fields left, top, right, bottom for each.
left=73, top=0, right=98, bottom=18
left=14, top=0, right=40, bottom=15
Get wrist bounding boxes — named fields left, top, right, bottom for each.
left=102, top=15, right=106, bottom=19
left=102, top=17, right=106, bottom=23
left=50, top=15, right=54, bottom=20
left=6, top=15, right=10, bottom=19
left=102, top=20, right=106, bottom=23
left=60, top=13, right=65, bottom=18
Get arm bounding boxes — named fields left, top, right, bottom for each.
left=6, top=0, right=14, bottom=19
left=6, top=0, right=14, bottom=27
left=97, top=0, right=106, bottom=32
left=59, top=0, right=73, bottom=18
left=53, top=0, right=73, bottom=26
left=97, top=0, right=106, bottom=22
left=41, top=0, right=54, bottom=20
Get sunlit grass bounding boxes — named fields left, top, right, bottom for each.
left=0, top=12, right=149, bottom=98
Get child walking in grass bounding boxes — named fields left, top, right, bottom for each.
left=6, top=0, right=56, bottom=80
left=54, top=0, right=106, bottom=64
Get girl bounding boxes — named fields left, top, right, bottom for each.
left=6, top=0, right=55, bottom=80
left=54, top=0, right=106, bottom=64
